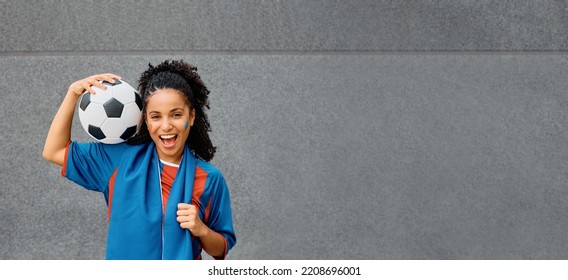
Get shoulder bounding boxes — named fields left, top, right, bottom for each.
left=106, top=142, right=135, bottom=152
left=102, top=142, right=150, bottom=158
left=71, top=141, right=132, bottom=156
left=196, top=159, right=224, bottom=180
left=195, top=159, right=230, bottom=197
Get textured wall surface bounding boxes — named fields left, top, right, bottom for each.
left=1, top=1, right=568, bottom=260
left=3, top=0, right=568, bottom=52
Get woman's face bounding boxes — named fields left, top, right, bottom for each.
left=145, top=88, right=194, bottom=164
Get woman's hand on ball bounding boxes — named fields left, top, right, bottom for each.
left=68, top=73, right=122, bottom=96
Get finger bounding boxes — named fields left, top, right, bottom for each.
left=178, top=203, right=192, bottom=210
left=176, top=209, right=193, bottom=216
left=89, top=78, right=108, bottom=91
left=176, top=216, right=190, bottom=223
left=81, top=81, right=97, bottom=94
left=100, top=72, right=121, bottom=79
left=78, top=77, right=105, bottom=93
left=109, top=74, right=122, bottom=82
left=181, top=219, right=197, bottom=227
left=180, top=222, right=193, bottom=229
left=88, top=73, right=118, bottom=85
left=99, top=73, right=122, bottom=84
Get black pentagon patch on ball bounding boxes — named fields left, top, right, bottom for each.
left=102, top=80, right=122, bottom=86
left=88, top=125, right=106, bottom=140
left=104, top=98, right=124, bottom=118
left=79, top=92, right=91, bottom=111
left=134, top=92, right=143, bottom=110
left=120, top=125, right=138, bottom=140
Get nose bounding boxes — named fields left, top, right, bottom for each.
left=161, top=117, right=173, bottom=131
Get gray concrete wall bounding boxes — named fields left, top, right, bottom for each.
left=1, top=1, right=568, bottom=259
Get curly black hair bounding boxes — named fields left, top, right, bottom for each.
left=127, top=59, right=216, bottom=162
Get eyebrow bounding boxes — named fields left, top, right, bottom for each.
left=148, top=108, right=185, bottom=114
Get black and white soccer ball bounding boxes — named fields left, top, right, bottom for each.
left=77, top=79, right=143, bottom=144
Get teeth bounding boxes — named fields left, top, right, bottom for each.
left=160, top=135, right=176, bottom=139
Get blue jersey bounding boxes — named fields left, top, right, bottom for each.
left=62, top=141, right=236, bottom=260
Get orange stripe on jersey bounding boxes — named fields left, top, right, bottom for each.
left=204, top=197, right=212, bottom=223
left=60, top=140, right=71, bottom=177
left=192, top=166, right=208, bottom=215
left=107, top=168, right=119, bottom=221
left=161, top=164, right=178, bottom=214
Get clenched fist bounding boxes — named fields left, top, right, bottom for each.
left=177, top=203, right=208, bottom=237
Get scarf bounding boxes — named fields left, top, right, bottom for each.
left=105, top=142, right=196, bottom=259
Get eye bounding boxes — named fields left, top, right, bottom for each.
left=150, top=115, right=160, bottom=120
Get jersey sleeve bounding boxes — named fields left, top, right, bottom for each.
left=205, top=170, right=237, bottom=259
left=62, top=141, right=127, bottom=193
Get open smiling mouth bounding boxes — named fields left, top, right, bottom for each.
left=160, top=134, right=177, bottom=148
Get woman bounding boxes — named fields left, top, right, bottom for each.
left=43, top=59, right=236, bottom=260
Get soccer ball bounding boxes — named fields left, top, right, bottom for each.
left=77, top=79, right=143, bottom=144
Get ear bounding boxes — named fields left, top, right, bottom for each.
left=189, top=108, right=196, bottom=126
